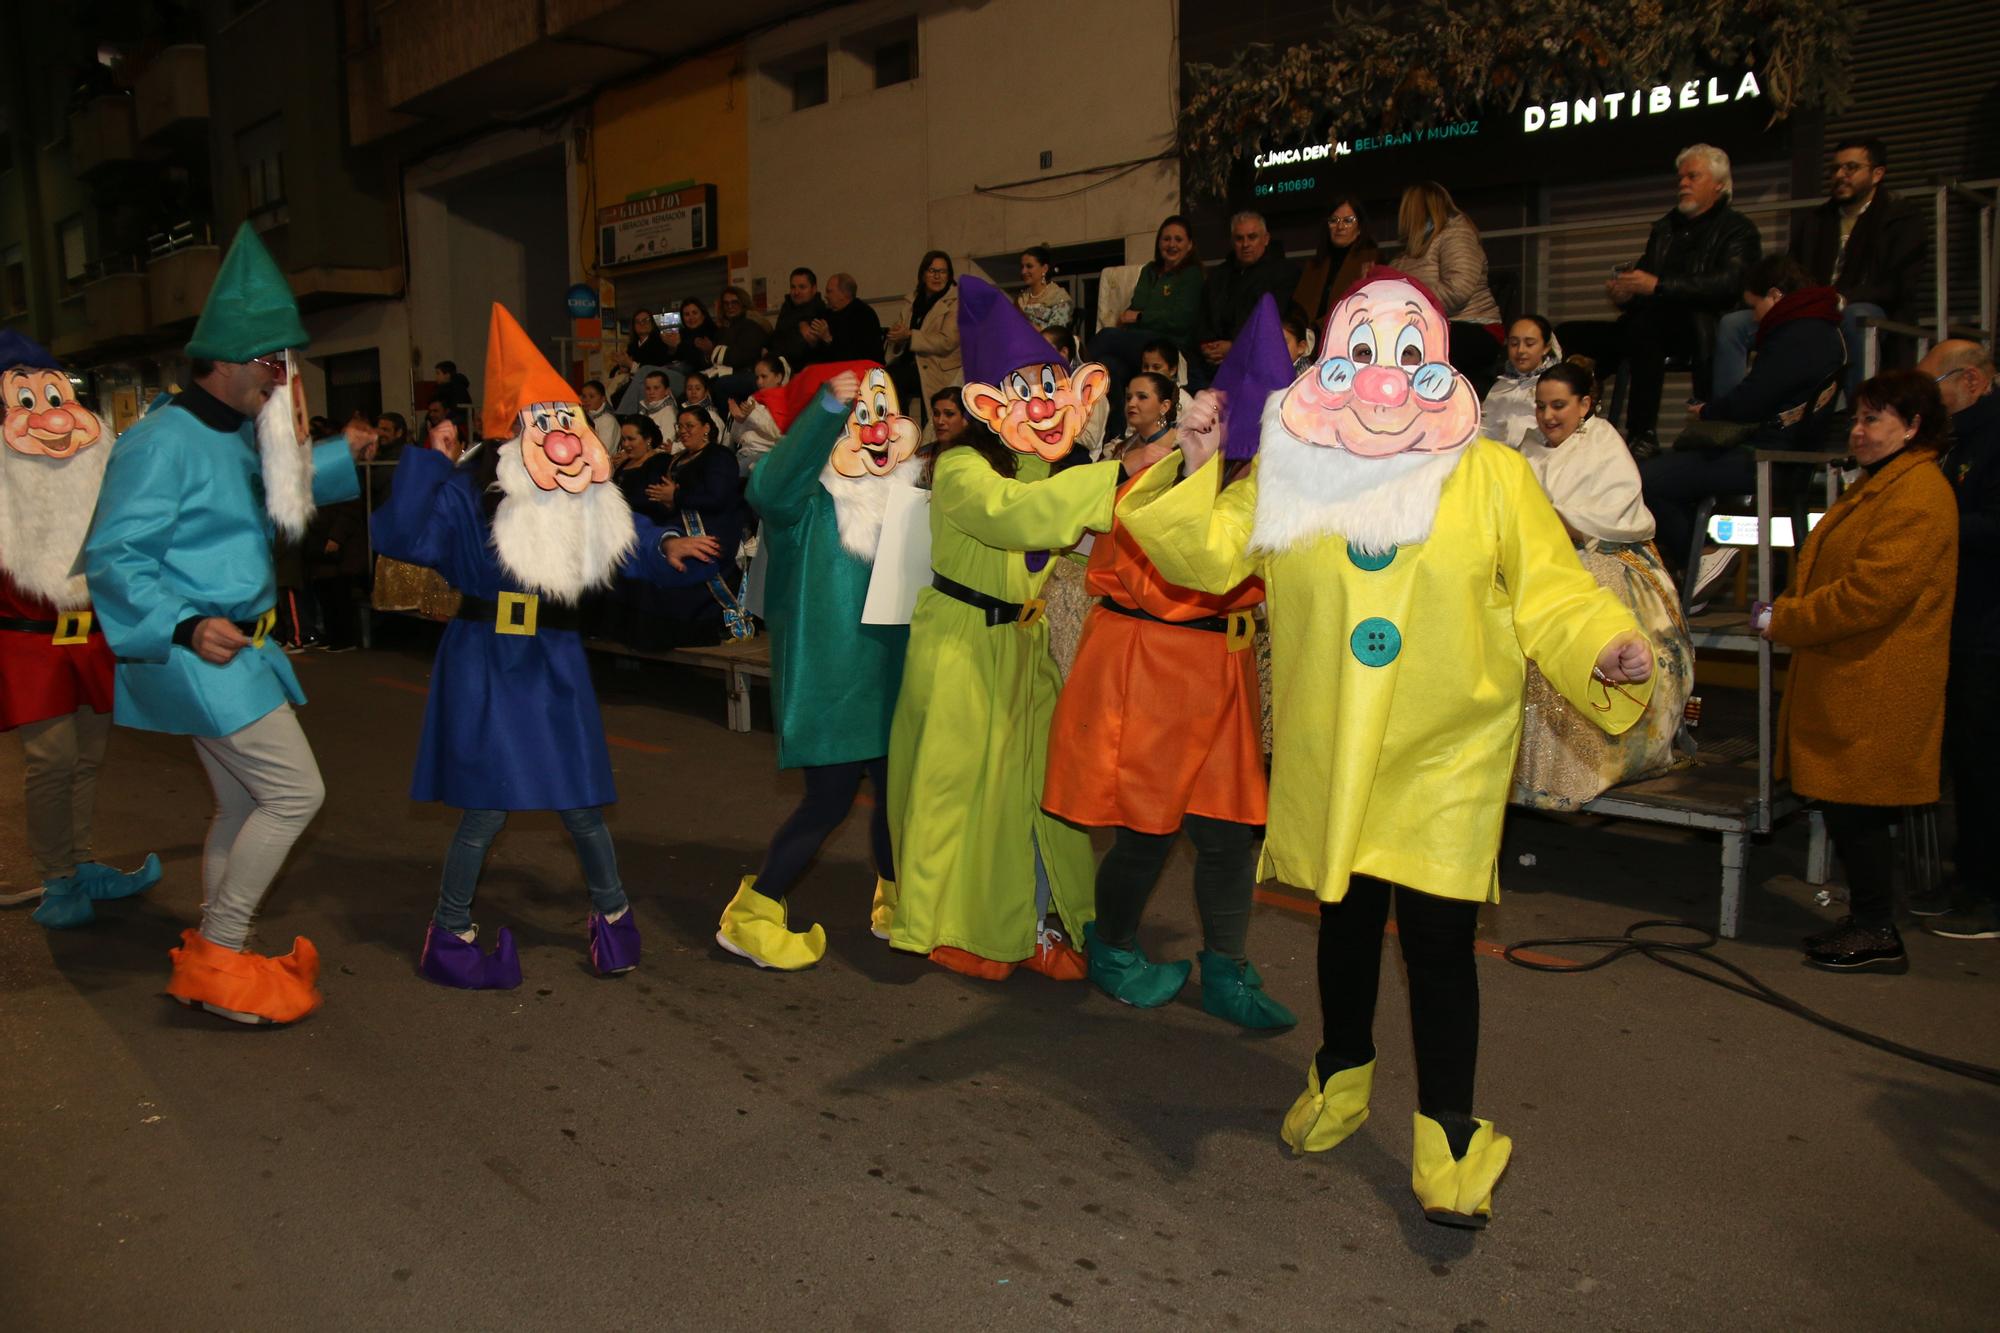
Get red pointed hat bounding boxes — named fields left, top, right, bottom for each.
left=482, top=303, right=577, bottom=439
left=753, top=359, right=884, bottom=434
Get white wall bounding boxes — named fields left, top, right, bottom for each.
left=746, top=0, right=1178, bottom=310
left=299, top=299, right=415, bottom=422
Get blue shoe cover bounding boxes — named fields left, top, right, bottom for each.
left=32, top=878, right=96, bottom=929
left=75, top=854, right=164, bottom=901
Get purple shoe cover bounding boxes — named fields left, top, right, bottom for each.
left=419, top=922, right=522, bottom=990
left=588, top=910, right=641, bottom=975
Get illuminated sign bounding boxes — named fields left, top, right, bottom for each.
left=1523, top=72, right=1761, bottom=133
left=597, top=184, right=717, bottom=268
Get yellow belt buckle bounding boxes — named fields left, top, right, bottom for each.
left=250, top=609, right=276, bottom=649
left=496, top=591, right=539, bottom=636
left=1226, top=610, right=1255, bottom=653
left=52, top=609, right=94, bottom=646
left=1017, top=597, right=1046, bottom=628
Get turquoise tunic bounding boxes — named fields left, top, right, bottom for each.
left=886, top=448, right=1121, bottom=961
left=745, top=387, right=911, bottom=769
left=84, top=398, right=359, bottom=737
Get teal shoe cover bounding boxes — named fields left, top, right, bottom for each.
left=74, top=854, right=163, bottom=902
left=31, top=877, right=95, bottom=929
left=1084, top=921, right=1190, bottom=1008
left=1198, top=951, right=1297, bottom=1029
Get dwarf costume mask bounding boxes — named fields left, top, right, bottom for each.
left=1253, top=268, right=1482, bottom=556
left=957, top=275, right=1107, bottom=461
left=481, top=303, right=634, bottom=602
left=820, top=366, right=920, bottom=560
left=0, top=333, right=108, bottom=610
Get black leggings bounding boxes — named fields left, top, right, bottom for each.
left=1317, top=876, right=1480, bottom=1121
left=1819, top=802, right=1898, bottom=927
left=755, top=757, right=893, bottom=899
left=1093, top=816, right=1262, bottom=960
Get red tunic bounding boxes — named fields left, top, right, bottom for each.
left=0, top=567, right=114, bottom=732
left=1043, top=465, right=1268, bottom=833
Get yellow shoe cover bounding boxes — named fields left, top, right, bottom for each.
left=870, top=878, right=897, bottom=940
left=1279, top=1056, right=1374, bottom=1155
left=1411, top=1113, right=1512, bottom=1229
left=716, top=877, right=826, bottom=971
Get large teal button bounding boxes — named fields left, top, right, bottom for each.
left=1350, top=617, right=1401, bottom=667
left=1347, top=542, right=1395, bottom=571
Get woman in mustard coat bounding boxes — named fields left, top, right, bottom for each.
left=1763, top=370, right=1957, bottom=974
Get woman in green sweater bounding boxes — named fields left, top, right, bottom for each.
left=1088, top=214, right=1205, bottom=409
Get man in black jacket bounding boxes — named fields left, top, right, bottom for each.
left=1920, top=339, right=2000, bottom=940
left=821, top=273, right=886, bottom=363
left=1193, top=211, right=1296, bottom=387
left=1559, top=144, right=1762, bottom=448
left=769, top=267, right=831, bottom=371
left=1715, top=138, right=1928, bottom=398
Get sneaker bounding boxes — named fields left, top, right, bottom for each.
left=1803, top=919, right=1907, bottom=973
left=0, top=884, right=46, bottom=907
left=1690, top=547, right=1741, bottom=602
left=1926, top=901, right=2000, bottom=941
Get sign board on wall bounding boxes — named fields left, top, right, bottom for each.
left=597, top=185, right=717, bottom=268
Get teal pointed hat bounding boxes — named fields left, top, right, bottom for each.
left=185, top=222, right=310, bottom=361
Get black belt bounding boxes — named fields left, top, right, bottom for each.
left=0, top=610, right=99, bottom=643
left=931, top=572, right=1044, bottom=627
left=115, top=607, right=276, bottom=663
left=457, top=592, right=583, bottom=636
left=1096, top=597, right=1256, bottom=650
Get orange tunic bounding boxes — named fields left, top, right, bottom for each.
left=1042, top=467, right=1267, bottom=833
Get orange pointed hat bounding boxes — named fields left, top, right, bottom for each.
left=482, top=303, right=577, bottom=439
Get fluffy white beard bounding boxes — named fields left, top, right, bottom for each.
left=1249, top=395, right=1467, bottom=557
left=490, top=439, right=637, bottom=602
left=819, top=456, right=918, bottom=561
left=256, top=387, right=316, bottom=540
left=0, top=438, right=112, bottom=609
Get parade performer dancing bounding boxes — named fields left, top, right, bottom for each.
left=715, top=365, right=919, bottom=969
left=1120, top=270, right=1654, bottom=1227
left=0, top=333, right=160, bottom=923
left=372, top=304, right=721, bottom=989
left=887, top=276, right=1128, bottom=980
left=84, top=224, right=375, bottom=1024
left=1043, top=298, right=1294, bottom=1028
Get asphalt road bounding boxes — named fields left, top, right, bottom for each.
left=3, top=638, right=1997, bottom=1330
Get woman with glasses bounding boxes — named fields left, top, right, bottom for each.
left=885, top=251, right=962, bottom=424
left=1291, top=196, right=1381, bottom=329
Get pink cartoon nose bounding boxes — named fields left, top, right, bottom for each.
left=31, top=407, right=74, bottom=435
left=542, top=430, right=583, bottom=466
left=1353, top=365, right=1410, bottom=408
left=862, top=421, right=890, bottom=446
left=1026, top=396, right=1055, bottom=422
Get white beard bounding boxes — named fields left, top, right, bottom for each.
left=490, top=439, right=637, bottom=602
left=0, top=437, right=112, bottom=609
left=819, top=456, right=918, bottom=561
left=256, top=387, right=317, bottom=540
left=1250, top=395, right=1466, bottom=557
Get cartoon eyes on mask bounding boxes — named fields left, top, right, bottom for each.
left=873, top=392, right=891, bottom=420
left=1039, top=366, right=1058, bottom=396
left=854, top=398, right=873, bottom=425
left=1347, top=328, right=1377, bottom=365
left=1411, top=363, right=1456, bottom=402
left=533, top=411, right=551, bottom=433
left=15, top=387, right=34, bottom=409
left=1009, top=371, right=1032, bottom=400
left=1318, top=357, right=1357, bottom=393
left=1395, top=326, right=1425, bottom=367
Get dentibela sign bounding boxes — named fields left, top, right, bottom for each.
left=1522, top=72, right=1762, bottom=133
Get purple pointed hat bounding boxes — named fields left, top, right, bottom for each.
left=958, top=274, right=1067, bottom=384
left=1213, top=295, right=1295, bottom=461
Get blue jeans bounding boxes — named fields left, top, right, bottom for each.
left=1711, top=302, right=1884, bottom=404
left=434, top=807, right=627, bottom=932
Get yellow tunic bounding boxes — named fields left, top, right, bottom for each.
left=1120, top=440, right=1652, bottom=904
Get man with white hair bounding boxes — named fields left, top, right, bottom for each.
left=84, top=223, right=377, bottom=1025
left=1558, top=143, right=1762, bottom=452
left=1194, top=211, right=1296, bottom=387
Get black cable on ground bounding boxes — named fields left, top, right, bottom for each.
left=1503, top=919, right=2000, bottom=1087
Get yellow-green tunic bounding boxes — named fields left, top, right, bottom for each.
left=1120, top=440, right=1652, bottom=904
left=887, top=449, right=1121, bottom=959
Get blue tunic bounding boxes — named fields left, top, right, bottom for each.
left=371, top=447, right=711, bottom=811
left=84, top=394, right=361, bottom=737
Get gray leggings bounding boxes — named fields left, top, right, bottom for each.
left=191, top=705, right=326, bottom=950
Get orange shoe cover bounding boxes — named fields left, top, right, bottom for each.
left=166, top=927, right=323, bottom=1024
left=1019, top=926, right=1088, bottom=982
left=930, top=946, right=1017, bottom=981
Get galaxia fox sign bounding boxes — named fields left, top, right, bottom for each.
left=1523, top=72, right=1762, bottom=133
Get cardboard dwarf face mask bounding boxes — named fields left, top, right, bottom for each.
left=518, top=400, right=611, bottom=494
left=2, top=368, right=102, bottom=460
left=964, top=359, right=1109, bottom=462
left=830, top=368, right=920, bottom=479
left=1279, top=274, right=1480, bottom=458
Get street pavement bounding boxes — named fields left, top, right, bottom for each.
left=3, top=636, right=1998, bottom=1331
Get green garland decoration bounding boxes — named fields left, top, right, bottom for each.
left=1180, top=0, right=1861, bottom=198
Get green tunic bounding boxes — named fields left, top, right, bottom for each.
left=887, top=449, right=1122, bottom=961
left=746, top=390, right=910, bottom=770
